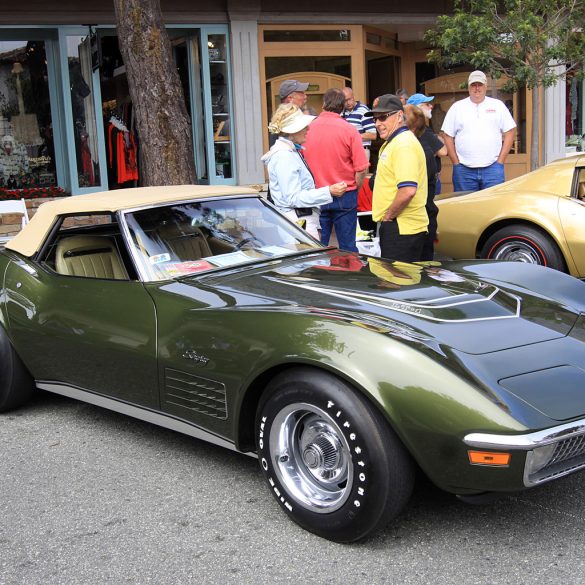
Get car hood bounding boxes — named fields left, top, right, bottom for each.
left=190, top=250, right=583, bottom=355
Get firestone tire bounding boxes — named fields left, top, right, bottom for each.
left=481, top=225, right=566, bottom=272
left=256, top=367, right=414, bottom=543
left=0, top=326, right=34, bottom=412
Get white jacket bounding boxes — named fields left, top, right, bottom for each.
left=261, top=138, right=331, bottom=212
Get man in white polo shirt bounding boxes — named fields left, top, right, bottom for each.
left=441, top=70, right=516, bottom=192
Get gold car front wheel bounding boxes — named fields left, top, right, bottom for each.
left=481, top=226, right=566, bottom=272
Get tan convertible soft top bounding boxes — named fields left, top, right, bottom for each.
left=6, top=185, right=259, bottom=257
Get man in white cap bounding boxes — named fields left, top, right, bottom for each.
left=441, top=70, right=516, bottom=192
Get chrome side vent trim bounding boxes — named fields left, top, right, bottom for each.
left=164, top=368, right=228, bottom=420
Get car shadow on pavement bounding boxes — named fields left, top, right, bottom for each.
left=17, top=390, right=585, bottom=555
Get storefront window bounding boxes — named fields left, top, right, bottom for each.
left=98, top=33, right=139, bottom=190
left=172, top=32, right=208, bottom=182
left=566, top=76, right=584, bottom=154
left=66, top=35, right=101, bottom=188
left=263, top=30, right=351, bottom=42
left=0, top=40, right=57, bottom=189
left=208, top=34, right=232, bottom=179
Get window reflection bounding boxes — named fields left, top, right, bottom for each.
left=0, top=40, right=57, bottom=189
left=125, top=197, right=322, bottom=281
left=67, top=35, right=101, bottom=188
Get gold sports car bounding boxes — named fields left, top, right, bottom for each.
left=435, top=154, right=585, bottom=278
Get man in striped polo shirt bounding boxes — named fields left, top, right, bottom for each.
left=342, top=87, right=377, bottom=160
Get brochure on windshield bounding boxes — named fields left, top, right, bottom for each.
left=165, top=260, right=215, bottom=276
left=207, top=251, right=253, bottom=267
left=256, top=245, right=291, bottom=256
left=207, top=246, right=292, bottom=267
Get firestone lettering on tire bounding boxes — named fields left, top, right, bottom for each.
left=325, top=398, right=366, bottom=510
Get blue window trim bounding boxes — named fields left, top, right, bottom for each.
left=58, top=26, right=109, bottom=195
left=0, top=27, right=68, bottom=193
left=199, top=25, right=237, bottom=186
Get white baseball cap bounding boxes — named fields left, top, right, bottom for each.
left=468, top=70, right=487, bottom=85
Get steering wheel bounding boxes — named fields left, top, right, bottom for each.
left=234, top=236, right=264, bottom=251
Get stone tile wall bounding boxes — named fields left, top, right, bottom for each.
left=0, top=197, right=67, bottom=239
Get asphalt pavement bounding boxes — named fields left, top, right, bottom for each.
left=2, top=391, right=585, bottom=585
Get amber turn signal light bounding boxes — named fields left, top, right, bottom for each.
left=468, top=451, right=511, bottom=466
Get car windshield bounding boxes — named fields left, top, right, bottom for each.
left=123, top=196, right=323, bottom=281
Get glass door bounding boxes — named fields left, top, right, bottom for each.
left=170, top=30, right=208, bottom=182
left=58, top=27, right=107, bottom=194
left=200, top=27, right=236, bottom=185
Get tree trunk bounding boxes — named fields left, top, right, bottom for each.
left=530, top=85, right=540, bottom=171
left=113, top=0, right=196, bottom=185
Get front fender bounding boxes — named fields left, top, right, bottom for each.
left=231, top=312, right=530, bottom=492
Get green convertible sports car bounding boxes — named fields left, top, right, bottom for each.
left=2, top=185, right=585, bottom=543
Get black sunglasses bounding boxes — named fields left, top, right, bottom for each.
left=372, top=111, right=399, bottom=122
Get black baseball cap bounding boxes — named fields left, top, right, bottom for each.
left=365, top=94, right=404, bottom=117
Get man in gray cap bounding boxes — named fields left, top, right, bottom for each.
left=441, top=70, right=516, bottom=192
left=366, top=94, right=428, bottom=262
left=279, top=79, right=309, bottom=109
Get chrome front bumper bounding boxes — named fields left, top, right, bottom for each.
left=464, top=418, right=585, bottom=487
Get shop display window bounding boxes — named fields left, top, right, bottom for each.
left=207, top=34, right=233, bottom=180
left=97, top=33, right=139, bottom=190
left=0, top=40, right=57, bottom=190
left=566, top=76, right=584, bottom=154
left=66, top=35, right=101, bottom=188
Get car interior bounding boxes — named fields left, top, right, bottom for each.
left=577, top=168, right=585, bottom=201
left=40, top=214, right=137, bottom=281
left=54, top=235, right=129, bottom=280
left=39, top=209, right=271, bottom=281
left=37, top=199, right=320, bottom=282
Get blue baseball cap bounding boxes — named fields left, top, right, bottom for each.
left=407, top=93, right=434, bottom=106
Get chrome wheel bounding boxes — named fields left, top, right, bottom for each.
left=491, top=240, right=543, bottom=264
left=482, top=226, right=566, bottom=272
left=269, top=402, right=353, bottom=513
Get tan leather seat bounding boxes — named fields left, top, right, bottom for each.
left=165, top=227, right=213, bottom=261
left=578, top=181, right=585, bottom=201
left=55, top=235, right=128, bottom=279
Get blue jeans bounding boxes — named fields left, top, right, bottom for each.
left=452, top=161, right=505, bottom=192
left=320, top=189, right=358, bottom=252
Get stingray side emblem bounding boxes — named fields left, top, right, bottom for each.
left=182, top=350, right=209, bottom=365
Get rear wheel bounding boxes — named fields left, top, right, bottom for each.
left=256, top=368, right=414, bottom=542
left=0, top=327, right=34, bottom=412
left=481, top=226, right=565, bottom=271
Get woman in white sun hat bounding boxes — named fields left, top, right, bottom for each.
left=261, top=104, right=346, bottom=238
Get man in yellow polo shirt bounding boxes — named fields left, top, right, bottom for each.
left=367, top=94, right=428, bottom=262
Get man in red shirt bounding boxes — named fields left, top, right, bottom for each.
left=303, top=88, right=369, bottom=252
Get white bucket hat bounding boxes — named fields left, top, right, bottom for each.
left=280, top=110, right=316, bottom=134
